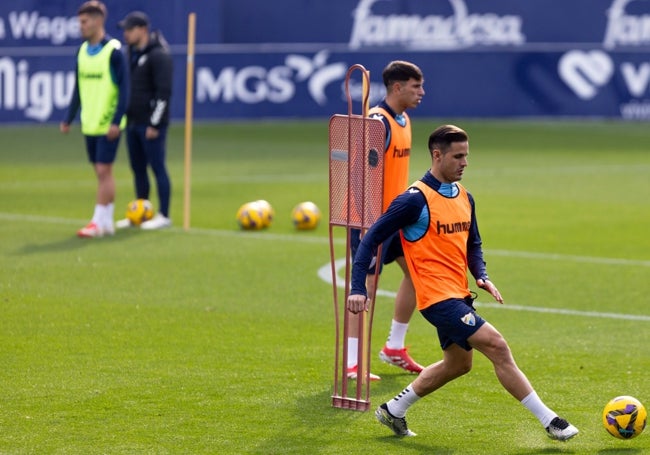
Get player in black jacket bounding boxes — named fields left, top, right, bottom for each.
left=116, top=11, right=173, bottom=230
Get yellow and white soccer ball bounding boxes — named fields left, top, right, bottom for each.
left=255, top=199, right=274, bottom=228
left=236, top=201, right=271, bottom=230
left=291, top=201, right=321, bottom=230
left=126, top=199, right=154, bottom=226
left=602, top=395, right=647, bottom=439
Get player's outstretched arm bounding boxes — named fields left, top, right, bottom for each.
left=476, top=278, right=503, bottom=304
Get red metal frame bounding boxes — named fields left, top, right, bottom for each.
left=328, top=64, right=385, bottom=411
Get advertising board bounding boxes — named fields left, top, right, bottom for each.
left=1, top=0, right=649, bottom=122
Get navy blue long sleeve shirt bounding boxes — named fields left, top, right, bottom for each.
left=350, top=171, right=489, bottom=297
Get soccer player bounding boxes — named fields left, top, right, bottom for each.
left=346, top=61, right=425, bottom=381
left=116, top=11, right=174, bottom=230
left=60, top=1, right=129, bottom=238
left=347, top=125, right=579, bottom=441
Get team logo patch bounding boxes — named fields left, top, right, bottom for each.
left=461, top=312, right=476, bottom=326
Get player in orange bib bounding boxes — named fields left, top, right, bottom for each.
left=346, top=61, right=425, bottom=381
left=347, top=125, right=579, bottom=441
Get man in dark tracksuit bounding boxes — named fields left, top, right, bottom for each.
left=117, top=11, right=173, bottom=230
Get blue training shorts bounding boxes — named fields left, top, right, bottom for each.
left=350, top=228, right=403, bottom=274
left=420, top=296, right=486, bottom=351
left=84, top=135, right=120, bottom=164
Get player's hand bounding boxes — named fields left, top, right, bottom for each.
left=347, top=294, right=369, bottom=314
left=477, top=278, right=503, bottom=304
left=106, top=124, right=121, bottom=141
left=60, top=122, right=70, bottom=134
left=145, top=127, right=159, bottom=140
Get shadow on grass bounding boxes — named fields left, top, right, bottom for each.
left=370, top=435, right=452, bottom=454
left=13, top=229, right=141, bottom=255
left=510, top=449, right=576, bottom=454
left=597, top=449, right=645, bottom=454
left=262, top=370, right=595, bottom=455
left=247, top=374, right=456, bottom=454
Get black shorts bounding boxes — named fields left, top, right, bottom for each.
left=350, top=228, right=403, bottom=274
left=84, top=135, right=120, bottom=164
left=420, top=297, right=486, bottom=351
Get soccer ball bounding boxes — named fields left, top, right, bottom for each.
left=255, top=199, right=274, bottom=228
left=602, top=395, right=647, bottom=439
left=126, top=199, right=154, bottom=226
left=236, top=201, right=267, bottom=230
left=291, top=201, right=321, bottom=230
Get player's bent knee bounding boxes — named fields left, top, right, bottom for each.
left=471, top=330, right=512, bottom=361
left=444, top=355, right=472, bottom=378
left=486, top=337, right=515, bottom=365
left=451, top=360, right=472, bottom=378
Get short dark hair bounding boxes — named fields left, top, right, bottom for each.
left=382, top=61, right=423, bottom=88
left=428, top=125, right=469, bottom=156
left=78, top=1, right=107, bottom=18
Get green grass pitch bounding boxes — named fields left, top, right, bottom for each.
left=0, top=119, right=649, bottom=454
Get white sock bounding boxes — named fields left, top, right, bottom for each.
left=386, top=320, right=409, bottom=350
left=93, top=204, right=112, bottom=229
left=347, top=337, right=358, bottom=368
left=91, top=204, right=102, bottom=224
left=386, top=383, right=420, bottom=418
left=521, top=391, right=557, bottom=428
left=107, top=203, right=114, bottom=225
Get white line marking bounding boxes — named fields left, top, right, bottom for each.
left=0, top=213, right=88, bottom=225
left=318, top=259, right=650, bottom=322
left=0, top=212, right=650, bottom=267
left=471, top=302, right=650, bottom=321
left=3, top=211, right=650, bottom=323
left=0, top=212, right=338, bottom=245
left=3, top=212, right=650, bottom=266
left=487, top=249, right=650, bottom=268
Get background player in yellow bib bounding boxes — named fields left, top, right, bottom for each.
left=347, top=61, right=425, bottom=380
left=347, top=125, right=578, bottom=441
left=60, top=1, right=129, bottom=238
